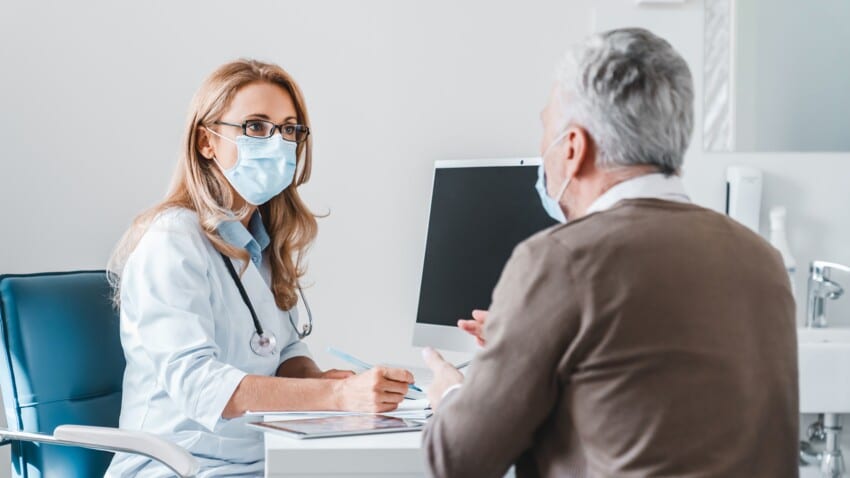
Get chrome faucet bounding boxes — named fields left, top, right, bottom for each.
left=801, top=414, right=846, bottom=477
left=806, top=261, right=850, bottom=328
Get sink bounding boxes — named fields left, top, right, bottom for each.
left=798, top=326, right=850, bottom=413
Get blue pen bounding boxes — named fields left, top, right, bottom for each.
left=327, top=347, right=424, bottom=393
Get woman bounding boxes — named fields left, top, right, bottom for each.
left=105, top=59, right=414, bottom=477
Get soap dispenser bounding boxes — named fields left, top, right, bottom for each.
left=769, top=206, right=796, bottom=298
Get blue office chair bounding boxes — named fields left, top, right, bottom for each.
left=0, top=271, right=197, bottom=478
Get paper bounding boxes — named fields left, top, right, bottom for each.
left=244, top=398, right=431, bottom=419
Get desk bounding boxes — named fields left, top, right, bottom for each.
left=263, top=418, right=425, bottom=478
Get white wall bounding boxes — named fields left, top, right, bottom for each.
left=735, top=0, right=850, bottom=151
left=1, top=0, right=848, bottom=475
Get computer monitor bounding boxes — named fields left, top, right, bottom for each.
left=413, top=158, right=558, bottom=352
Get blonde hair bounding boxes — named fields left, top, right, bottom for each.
left=107, top=59, right=318, bottom=311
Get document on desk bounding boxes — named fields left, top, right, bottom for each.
left=249, top=414, right=426, bottom=439
left=244, top=398, right=431, bottom=420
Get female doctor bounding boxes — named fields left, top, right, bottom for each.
left=104, top=59, right=414, bottom=477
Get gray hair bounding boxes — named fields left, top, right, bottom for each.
left=557, top=28, right=694, bottom=175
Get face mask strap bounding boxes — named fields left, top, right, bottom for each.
left=554, top=176, right=571, bottom=202
left=541, top=128, right=572, bottom=198
left=203, top=126, right=239, bottom=173
left=543, top=127, right=570, bottom=159
left=211, top=156, right=232, bottom=174
left=204, top=126, right=237, bottom=145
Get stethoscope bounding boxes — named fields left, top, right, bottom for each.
left=220, top=253, right=314, bottom=357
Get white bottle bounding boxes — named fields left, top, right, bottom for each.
left=769, top=206, right=796, bottom=298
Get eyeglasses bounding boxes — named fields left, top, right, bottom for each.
left=214, top=120, right=310, bottom=143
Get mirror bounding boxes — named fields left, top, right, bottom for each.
left=704, top=0, right=850, bottom=152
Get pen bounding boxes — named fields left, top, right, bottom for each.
left=454, top=360, right=472, bottom=370
left=327, top=347, right=424, bottom=393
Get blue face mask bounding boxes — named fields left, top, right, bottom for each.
left=207, top=129, right=298, bottom=206
left=535, top=131, right=571, bottom=223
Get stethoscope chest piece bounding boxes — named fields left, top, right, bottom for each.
left=220, top=251, right=314, bottom=357
left=250, top=331, right=278, bottom=357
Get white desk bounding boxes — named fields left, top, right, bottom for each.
left=262, top=418, right=425, bottom=478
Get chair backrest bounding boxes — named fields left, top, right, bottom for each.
left=0, top=271, right=125, bottom=478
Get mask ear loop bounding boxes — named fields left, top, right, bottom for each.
left=541, top=127, right=571, bottom=203
left=204, top=126, right=237, bottom=172
left=554, top=174, right=572, bottom=203
left=204, top=125, right=237, bottom=145
left=203, top=126, right=246, bottom=218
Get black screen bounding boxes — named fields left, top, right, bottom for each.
left=415, top=165, right=557, bottom=327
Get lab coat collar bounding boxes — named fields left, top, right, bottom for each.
left=585, top=173, right=691, bottom=216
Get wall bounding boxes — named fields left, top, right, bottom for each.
left=1, top=0, right=848, bottom=475
left=735, top=0, right=850, bottom=151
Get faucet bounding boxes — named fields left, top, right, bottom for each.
left=806, top=261, right=850, bottom=328
left=801, top=414, right=846, bottom=477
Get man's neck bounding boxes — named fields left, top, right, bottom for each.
left=571, top=165, right=662, bottom=219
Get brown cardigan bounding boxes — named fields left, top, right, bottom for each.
left=423, top=199, right=798, bottom=478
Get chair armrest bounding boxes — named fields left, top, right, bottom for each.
left=53, top=425, right=199, bottom=477
left=0, top=425, right=199, bottom=477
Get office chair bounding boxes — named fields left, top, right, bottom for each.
left=0, top=271, right=198, bottom=477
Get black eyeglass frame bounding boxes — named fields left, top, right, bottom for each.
left=214, top=120, right=311, bottom=142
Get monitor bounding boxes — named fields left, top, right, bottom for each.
left=413, top=158, right=558, bottom=352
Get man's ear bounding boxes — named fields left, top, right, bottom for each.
left=564, top=125, right=592, bottom=178
left=197, top=127, right=216, bottom=160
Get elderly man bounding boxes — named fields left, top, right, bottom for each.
left=421, top=28, right=798, bottom=477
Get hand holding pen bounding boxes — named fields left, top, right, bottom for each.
left=327, top=347, right=420, bottom=412
left=327, top=347, right=424, bottom=393
left=332, top=366, right=416, bottom=413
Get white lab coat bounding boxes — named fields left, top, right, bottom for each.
left=105, top=208, right=311, bottom=477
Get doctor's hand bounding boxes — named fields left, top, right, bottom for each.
left=457, top=309, right=488, bottom=347
left=422, top=347, right=464, bottom=410
left=320, top=369, right=355, bottom=380
left=334, top=367, right=415, bottom=413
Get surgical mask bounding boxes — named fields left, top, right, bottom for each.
left=206, top=128, right=298, bottom=205
left=535, top=130, right=571, bottom=223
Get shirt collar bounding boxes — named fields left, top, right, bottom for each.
left=585, top=173, right=691, bottom=216
left=216, top=210, right=271, bottom=266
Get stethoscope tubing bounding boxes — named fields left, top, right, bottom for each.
left=220, top=252, right=314, bottom=356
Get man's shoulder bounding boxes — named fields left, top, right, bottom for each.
left=546, top=199, right=729, bottom=242
left=518, top=199, right=765, bottom=262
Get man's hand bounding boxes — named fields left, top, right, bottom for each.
left=422, top=347, right=464, bottom=410
left=457, top=309, right=488, bottom=347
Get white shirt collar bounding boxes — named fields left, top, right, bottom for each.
left=584, top=173, right=691, bottom=216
